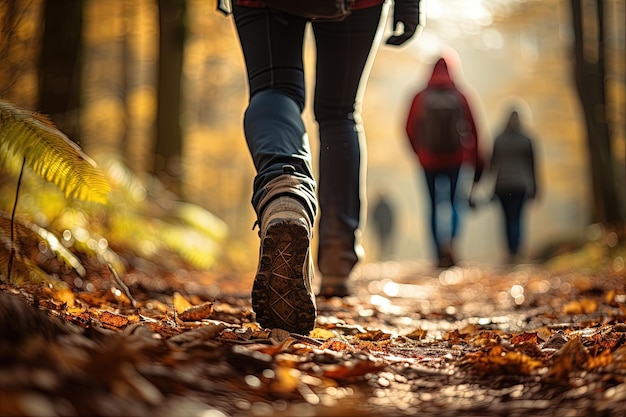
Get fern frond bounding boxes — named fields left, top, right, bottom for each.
left=0, top=236, right=53, bottom=284
left=0, top=100, right=111, bottom=203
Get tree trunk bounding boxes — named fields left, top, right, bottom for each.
left=570, top=0, right=623, bottom=226
left=38, top=0, right=83, bottom=143
left=154, top=0, right=186, bottom=196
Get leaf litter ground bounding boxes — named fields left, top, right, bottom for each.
left=1, top=251, right=626, bottom=417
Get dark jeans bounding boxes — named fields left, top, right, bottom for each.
left=232, top=4, right=384, bottom=277
left=423, top=167, right=461, bottom=257
left=496, top=191, right=526, bottom=256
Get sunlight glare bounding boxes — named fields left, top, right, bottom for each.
left=383, top=281, right=399, bottom=297
left=244, top=375, right=261, bottom=388
left=369, top=294, right=391, bottom=308
left=481, top=28, right=504, bottom=50
left=463, top=0, right=493, bottom=27
left=438, top=268, right=463, bottom=285
left=73, top=227, right=90, bottom=243
left=383, top=282, right=434, bottom=299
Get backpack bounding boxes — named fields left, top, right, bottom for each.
left=420, top=89, right=465, bottom=155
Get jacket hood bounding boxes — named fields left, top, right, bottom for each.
left=427, top=58, right=455, bottom=89
left=504, top=110, right=522, bottom=133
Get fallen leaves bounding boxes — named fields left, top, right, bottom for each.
left=544, top=337, right=589, bottom=381
left=472, top=344, right=544, bottom=375
left=2, top=254, right=626, bottom=417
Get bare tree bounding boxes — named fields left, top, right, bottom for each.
left=570, top=0, right=624, bottom=227
left=153, top=0, right=186, bottom=196
left=38, top=0, right=84, bottom=143
left=0, top=0, right=40, bottom=108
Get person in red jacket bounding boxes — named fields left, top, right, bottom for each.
left=221, top=0, right=422, bottom=333
left=405, top=56, right=483, bottom=268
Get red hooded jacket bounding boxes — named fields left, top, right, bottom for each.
left=405, top=58, right=482, bottom=172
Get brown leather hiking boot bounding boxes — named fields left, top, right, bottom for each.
left=252, top=196, right=317, bottom=334
left=318, top=275, right=351, bottom=298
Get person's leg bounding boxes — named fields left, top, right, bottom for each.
left=507, top=192, right=526, bottom=256
left=442, top=166, right=461, bottom=266
left=233, top=5, right=316, bottom=332
left=498, top=192, right=523, bottom=261
left=312, top=5, right=384, bottom=296
left=447, top=167, right=461, bottom=240
left=498, top=196, right=511, bottom=253
left=422, top=169, right=439, bottom=260
left=233, top=5, right=316, bottom=221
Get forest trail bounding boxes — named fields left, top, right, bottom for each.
left=1, top=251, right=626, bottom=417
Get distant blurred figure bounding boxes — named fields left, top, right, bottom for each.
left=371, top=192, right=395, bottom=260
left=489, top=109, right=538, bottom=264
left=405, top=56, right=483, bottom=268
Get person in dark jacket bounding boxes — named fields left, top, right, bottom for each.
left=226, top=0, right=422, bottom=333
left=371, top=191, right=396, bottom=260
left=405, top=56, right=483, bottom=268
left=490, top=109, right=538, bottom=263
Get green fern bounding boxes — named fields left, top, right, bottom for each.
left=0, top=100, right=111, bottom=203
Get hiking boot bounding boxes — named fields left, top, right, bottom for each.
left=437, top=244, right=456, bottom=268
left=252, top=196, right=317, bottom=334
left=318, top=275, right=351, bottom=298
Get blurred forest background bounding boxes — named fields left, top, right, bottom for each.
left=0, top=0, right=624, bottom=276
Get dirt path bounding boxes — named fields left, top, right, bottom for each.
left=1, top=257, right=625, bottom=417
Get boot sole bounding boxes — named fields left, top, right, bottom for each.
left=252, top=219, right=316, bottom=334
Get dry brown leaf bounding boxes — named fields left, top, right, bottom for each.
left=587, top=349, right=613, bottom=369
left=219, top=330, right=240, bottom=341
left=405, top=327, right=427, bottom=341
left=178, top=301, right=213, bottom=321
left=545, top=337, right=589, bottom=381
left=355, top=329, right=390, bottom=342
left=52, top=287, right=75, bottom=307
left=606, top=290, right=616, bottom=305
left=99, top=311, right=130, bottom=329
left=66, top=305, right=87, bottom=316
left=468, top=345, right=544, bottom=375
left=443, top=329, right=467, bottom=345
left=320, top=339, right=355, bottom=352
left=309, top=328, right=336, bottom=340
left=243, top=322, right=262, bottom=331
left=173, top=292, right=192, bottom=314
left=512, top=332, right=542, bottom=345
left=77, top=292, right=109, bottom=308
left=471, top=331, right=502, bottom=347
left=168, top=322, right=226, bottom=344
left=563, top=299, right=598, bottom=315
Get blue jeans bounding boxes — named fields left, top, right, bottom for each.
left=423, top=167, right=461, bottom=258
left=233, top=4, right=384, bottom=277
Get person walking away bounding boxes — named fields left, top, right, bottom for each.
left=224, top=0, right=422, bottom=333
left=405, top=56, right=483, bottom=268
left=490, top=109, right=538, bottom=264
left=371, top=191, right=396, bottom=260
